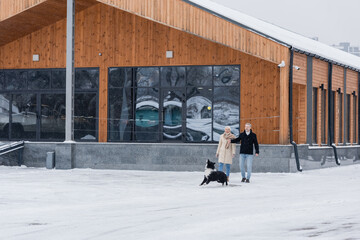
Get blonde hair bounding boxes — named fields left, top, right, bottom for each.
left=225, top=126, right=231, bottom=131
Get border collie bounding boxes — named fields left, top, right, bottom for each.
left=200, top=159, right=228, bottom=186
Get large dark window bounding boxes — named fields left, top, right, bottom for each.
left=0, top=68, right=98, bottom=141
left=108, top=65, right=240, bottom=143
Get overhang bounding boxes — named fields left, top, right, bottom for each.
left=0, top=0, right=97, bottom=46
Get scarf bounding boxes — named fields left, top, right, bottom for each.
left=223, top=132, right=236, bottom=149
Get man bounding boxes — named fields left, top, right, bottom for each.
left=231, top=123, right=259, bottom=183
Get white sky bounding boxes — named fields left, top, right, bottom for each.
left=210, top=0, right=360, bottom=47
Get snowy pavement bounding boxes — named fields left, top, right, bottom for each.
left=0, top=165, right=360, bottom=240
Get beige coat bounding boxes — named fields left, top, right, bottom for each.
left=216, top=134, right=236, bottom=164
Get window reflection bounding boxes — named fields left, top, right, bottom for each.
left=163, top=90, right=183, bottom=141
left=28, top=70, right=50, bottom=89
left=214, top=66, right=240, bottom=86
left=109, top=68, right=132, bottom=88
left=40, top=94, right=65, bottom=140
left=135, top=87, right=159, bottom=141
left=11, top=94, right=37, bottom=139
left=0, top=94, right=11, bottom=138
left=51, top=69, right=66, bottom=89
left=186, top=66, right=212, bottom=86
left=108, top=88, right=133, bottom=141
left=74, top=93, right=97, bottom=141
left=135, top=67, right=159, bottom=87
left=213, top=87, right=240, bottom=141
left=186, top=87, right=212, bottom=142
left=0, top=72, right=4, bottom=90
left=5, top=71, right=27, bottom=90
left=108, top=65, right=240, bottom=143
left=161, top=67, right=185, bottom=87
left=75, top=69, right=99, bottom=89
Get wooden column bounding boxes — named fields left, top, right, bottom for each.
left=279, top=48, right=290, bottom=144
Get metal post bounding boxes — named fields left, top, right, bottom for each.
left=65, top=0, right=75, bottom=142
left=306, top=56, right=313, bottom=145
left=289, top=48, right=302, bottom=172
left=343, top=68, right=347, bottom=145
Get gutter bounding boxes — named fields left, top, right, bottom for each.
left=288, top=47, right=303, bottom=172
left=327, top=62, right=341, bottom=165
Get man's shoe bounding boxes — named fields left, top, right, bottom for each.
left=227, top=177, right=229, bottom=182
left=245, top=179, right=250, bottom=183
left=241, top=178, right=246, bottom=182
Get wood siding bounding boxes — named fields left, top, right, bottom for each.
left=0, top=0, right=46, bottom=21
left=97, top=0, right=288, bottom=65
left=292, top=83, right=306, bottom=144
left=332, top=65, right=344, bottom=91
left=0, top=3, right=281, bottom=144
left=293, top=52, right=307, bottom=85
left=347, top=70, right=358, bottom=94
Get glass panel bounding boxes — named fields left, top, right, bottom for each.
left=321, top=89, right=327, bottom=144
left=213, top=87, right=240, bottom=141
left=214, top=66, right=240, bottom=86
left=0, top=71, right=4, bottom=90
left=160, top=67, right=185, bottom=87
left=51, top=69, right=66, bottom=89
left=186, top=66, right=212, bottom=86
left=135, top=87, right=159, bottom=141
left=135, top=67, right=159, bottom=87
left=11, top=94, right=37, bottom=139
left=0, top=94, right=11, bottom=139
left=75, top=69, right=99, bottom=89
left=5, top=70, right=27, bottom=90
left=40, top=94, right=65, bottom=140
left=108, top=68, right=132, bottom=88
left=28, top=70, right=50, bottom=89
left=186, top=87, right=212, bottom=142
left=162, top=89, right=183, bottom=141
left=108, top=88, right=133, bottom=141
left=338, top=93, right=342, bottom=143
left=312, top=88, right=318, bottom=144
left=74, top=93, right=97, bottom=141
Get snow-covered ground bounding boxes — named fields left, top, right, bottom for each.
left=0, top=165, right=360, bottom=240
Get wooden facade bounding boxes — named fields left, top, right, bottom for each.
left=0, top=3, right=280, bottom=144
left=0, top=0, right=359, bottom=146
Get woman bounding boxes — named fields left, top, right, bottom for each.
left=216, top=126, right=236, bottom=181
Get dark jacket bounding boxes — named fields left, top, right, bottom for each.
left=231, top=130, right=259, bottom=155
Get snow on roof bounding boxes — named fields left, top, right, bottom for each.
left=186, top=0, right=360, bottom=71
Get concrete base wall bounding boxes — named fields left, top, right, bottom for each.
left=16, top=142, right=360, bottom=173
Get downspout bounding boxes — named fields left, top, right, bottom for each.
left=289, top=47, right=303, bottom=172
left=328, top=62, right=340, bottom=165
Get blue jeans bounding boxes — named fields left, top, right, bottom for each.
left=218, top=162, right=231, bottom=177
left=240, top=154, right=254, bottom=179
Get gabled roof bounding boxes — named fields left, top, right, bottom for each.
left=185, top=0, right=360, bottom=71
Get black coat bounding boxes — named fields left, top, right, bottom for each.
left=231, top=130, right=259, bottom=155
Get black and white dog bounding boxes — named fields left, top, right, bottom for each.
left=200, top=159, right=228, bottom=186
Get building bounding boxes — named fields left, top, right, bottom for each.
left=0, top=0, right=360, bottom=172
left=332, top=42, right=360, bottom=57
